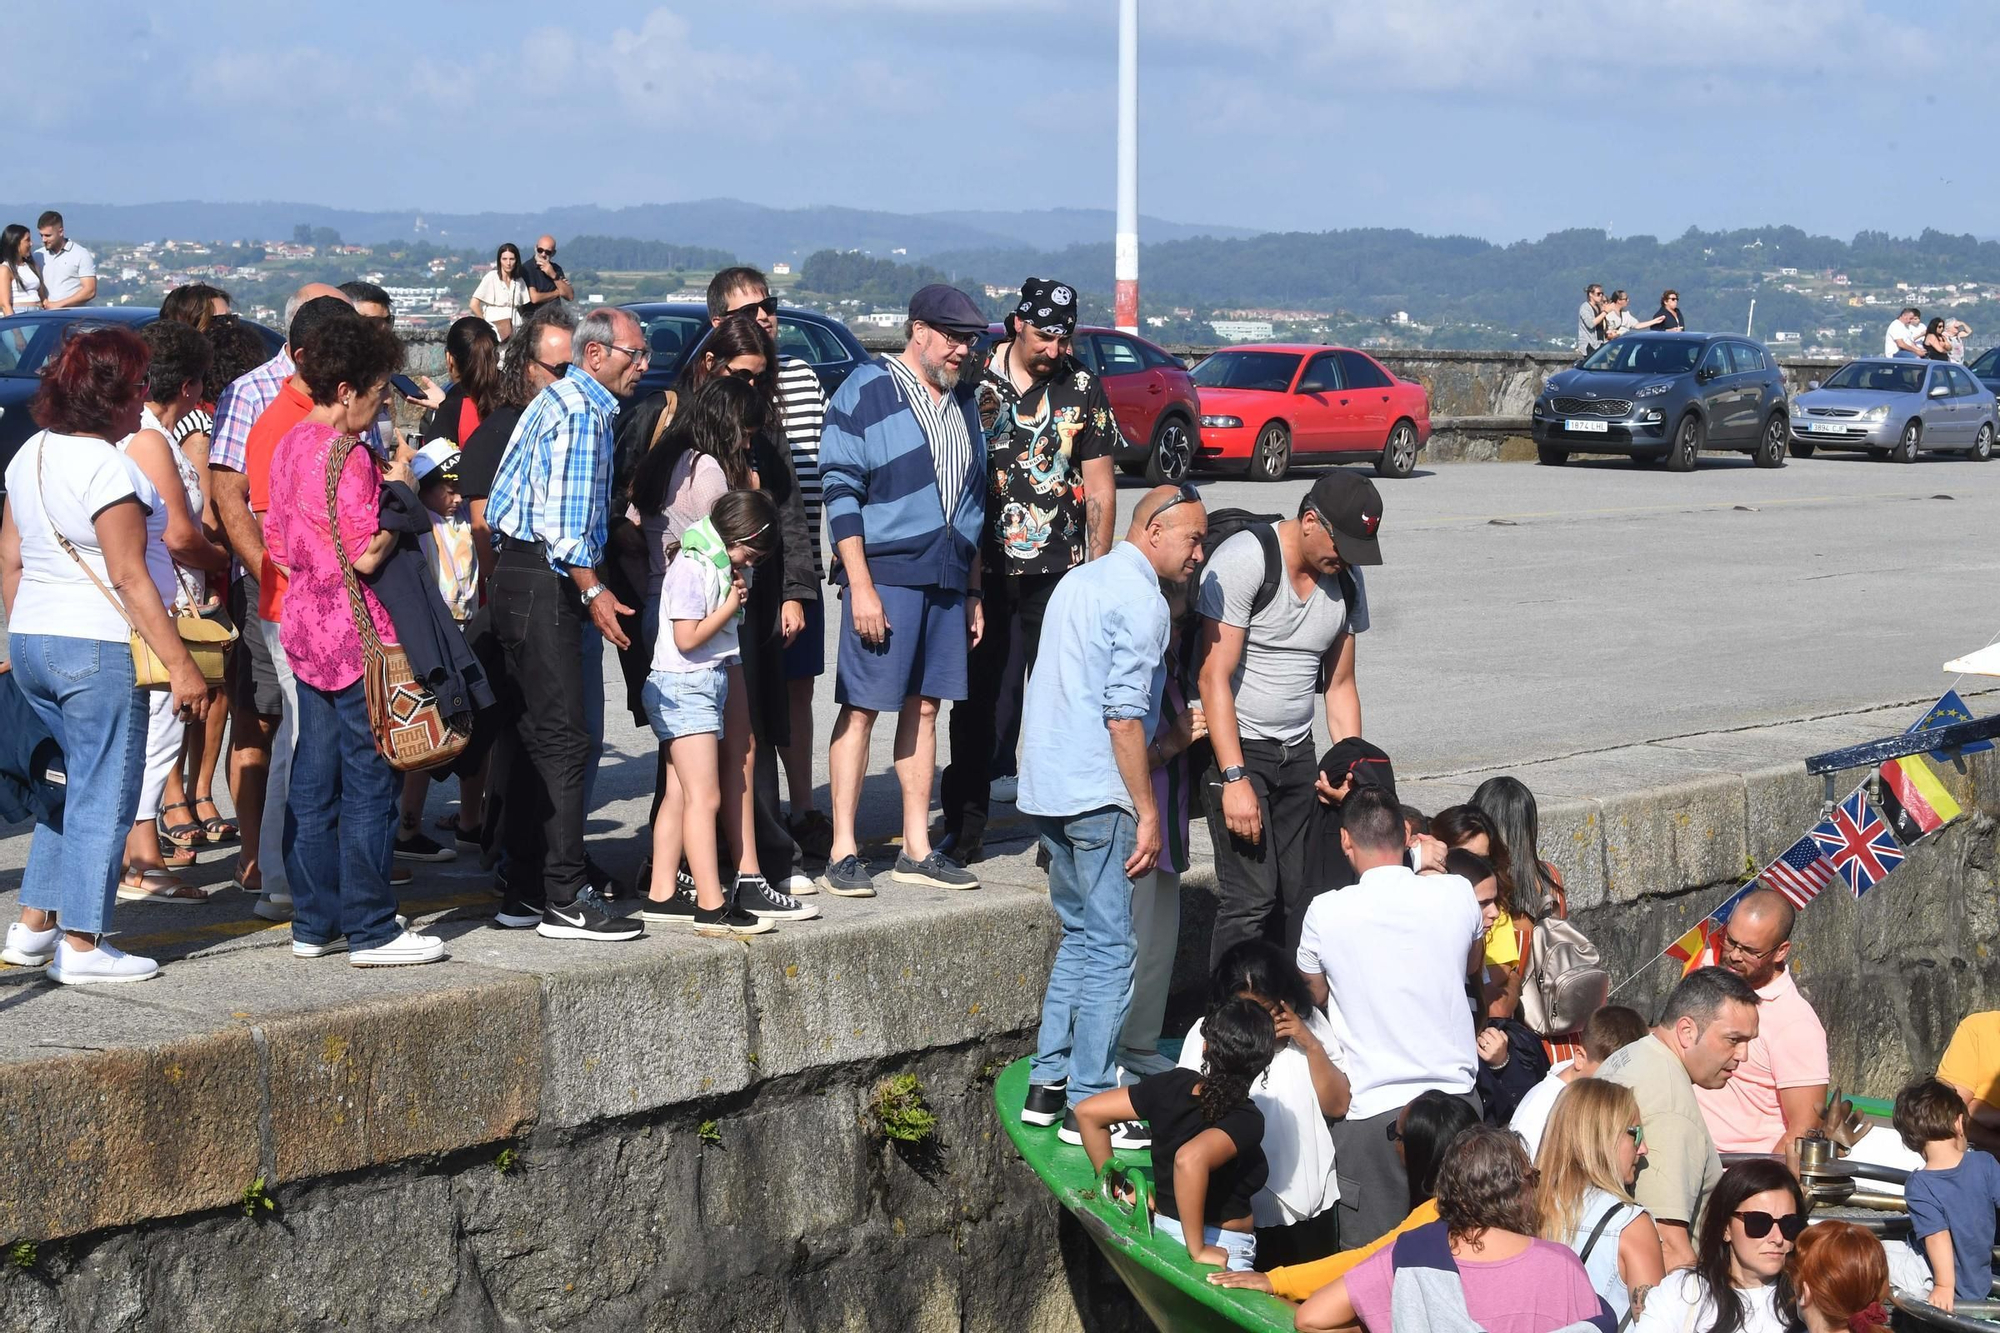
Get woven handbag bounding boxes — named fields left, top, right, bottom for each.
left=325, top=433, right=470, bottom=773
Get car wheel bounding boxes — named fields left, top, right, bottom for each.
left=1890, top=420, right=1921, bottom=464
left=1973, top=423, right=1995, bottom=462
left=1375, top=420, right=1419, bottom=479
left=1144, top=415, right=1194, bottom=485
left=1752, top=414, right=1787, bottom=468
left=1247, top=423, right=1291, bottom=482
left=1666, top=413, right=1703, bottom=472
left=1536, top=444, right=1569, bottom=466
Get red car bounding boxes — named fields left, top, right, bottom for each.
left=981, top=323, right=1203, bottom=483
left=1191, top=344, right=1432, bottom=480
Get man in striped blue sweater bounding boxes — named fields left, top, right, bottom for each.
left=818, top=285, right=990, bottom=897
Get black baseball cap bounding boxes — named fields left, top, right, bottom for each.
left=1306, top=471, right=1384, bottom=566
left=907, top=283, right=987, bottom=336
left=1320, top=737, right=1396, bottom=802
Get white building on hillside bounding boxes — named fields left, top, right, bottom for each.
left=1210, top=320, right=1274, bottom=342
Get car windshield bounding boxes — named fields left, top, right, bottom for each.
left=1970, top=347, right=2000, bottom=378
left=1190, top=351, right=1301, bottom=392
left=1577, top=338, right=1702, bottom=375
left=1823, top=363, right=1923, bottom=393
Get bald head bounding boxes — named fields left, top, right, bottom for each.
left=1129, top=485, right=1198, bottom=536
left=284, top=282, right=349, bottom=344
left=536, top=235, right=558, bottom=255
left=1720, top=887, right=1796, bottom=985
left=1127, top=484, right=1207, bottom=582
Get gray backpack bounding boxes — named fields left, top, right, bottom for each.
left=1519, top=915, right=1610, bottom=1036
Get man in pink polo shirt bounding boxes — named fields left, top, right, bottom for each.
left=1692, top=888, right=1829, bottom=1171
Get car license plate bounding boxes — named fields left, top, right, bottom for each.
left=1808, top=422, right=1846, bottom=434
left=1563, top=419, right=1608, bottom=433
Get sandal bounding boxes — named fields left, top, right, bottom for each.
left=158, top=835, right=198, bottom=869
left=118, top=868, right=213, bottom=905
left=158, top=801, right=205, bottom=849
left=192, top=795, right=238, bottom=844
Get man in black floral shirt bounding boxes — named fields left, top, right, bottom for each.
left=938, top=276, right=1117, bottom=862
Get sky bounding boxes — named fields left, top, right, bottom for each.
left=23, top=0, right=1989, bottom=245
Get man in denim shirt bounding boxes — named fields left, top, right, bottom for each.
left=1017, top=485, right=1209, bottom=1142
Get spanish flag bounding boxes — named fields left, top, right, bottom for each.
left=1664, top=918, right=1719, bottom=976
left=1879, top=756, right=1962, bottom=844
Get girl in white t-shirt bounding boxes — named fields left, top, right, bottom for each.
left=1632, top=1159, right=1806, bottom=1333
left=469, top=243, right=530, bottom=339
left=1536, top=1076, right=1665, bottom=1324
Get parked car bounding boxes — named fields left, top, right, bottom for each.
left=1189, top=344, right=1431, bottom=481
left=974, top=323, right=1202, bottom=484
left=0, top=307, right=283, bottom=486
left=1533, top=332, right=1789, bottom=470
left=1968, top=346, right=2000, bottom=397
left=618, top=301, right=874, bottom=405
left=1789, top=358, right=1995, bottom=463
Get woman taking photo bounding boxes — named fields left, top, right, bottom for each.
left=1, top=223, right=45, bottom=316
left=1790, top=1221, right=1890, bottom=1333
left=1537, top=1077, right=1666, bottom=1324
left=263, top=314, right=444, bottom=968
left=469, top=243, right=530, bottom=340
left=426, top=316, right=501, bottom=445
left=1297, top=1125, right=1607, bottom=1333
left=0, top=326, right=209, bottom=982
left=1632, top=1159, right=1805, bottom=1333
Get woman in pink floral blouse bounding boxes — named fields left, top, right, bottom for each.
left=263, top=314, right=444, bottom=968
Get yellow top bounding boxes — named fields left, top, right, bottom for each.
left=1267, top=1198, right=1442, bottom=1303
left=1939, top=1011, right=2000, bottom=1110
left=1483, top=914, right=1521, bottom=968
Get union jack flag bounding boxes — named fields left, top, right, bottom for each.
left=1758, top=834, right=1838, bottom=909
left=1808, top=790, right=1905, bottom=898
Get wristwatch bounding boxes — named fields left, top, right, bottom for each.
left=1220, top=765, right=1248, bottom=784
left=580, top=584, right=605, bottom=605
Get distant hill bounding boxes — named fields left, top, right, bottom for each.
left=0, top=197, right=1255, bottom=264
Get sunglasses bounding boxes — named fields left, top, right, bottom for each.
left=1734, top=1210, right=1806, bottom=1241
left=531, top=357, right=569, bottom=379
left=1386, top=1120, right=1403, bottom=1143
left=1150, top=482, right=1202, bottom=523
left=729, top=295, right=780, bottom=316
left=1625, top=1123, right=1646, bottom=1148
left=535, top=247, right=555, bottom=256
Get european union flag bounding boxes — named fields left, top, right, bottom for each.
left=1909, top=689, right=1993, bottom=762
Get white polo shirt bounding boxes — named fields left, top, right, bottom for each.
left=34, top=241, right=95, bottom=304
left=1883, top=318, right=1919, bottom=357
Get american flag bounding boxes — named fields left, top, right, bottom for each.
left=1809, top=791, right=1905, bottom=898
left=1759, top=834, right=1838, bottom=908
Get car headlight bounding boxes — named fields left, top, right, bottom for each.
left=1634, top=382, right=1672, bottom=398
left=1199, top=414, right=1242, bottom=429
left=1861, top=405, right=1889, bottom=423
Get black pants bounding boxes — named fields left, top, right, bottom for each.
left=1204, top=735, right=1319, bottom=968
left=940, top=570, right=1062, bottom=850
left=1255, top=1209, right=1340, bottom=1270
left=490, top=544, right=592, bottom=907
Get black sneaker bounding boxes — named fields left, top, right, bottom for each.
left=736, top=873, right=820, bottom=921
left=493, top=895, right=545, bottom=929
left=789, top=810, right=835, bottom=861
left=639, top=870, right=698, bottom=922
left=891, top=849, right=980, bottom=891
left=536, top=887, right=644, bottom=941
left=1022, top=1080, right=1067, bottom=1126
left=394, top=830, right=457, bottom=863
left=1058, top=1110, right=1151, bottom=1149
left=694, top=902, right=773, bottom=938
left=819, top=854, right=877, bottom=898
left=453, top=822, right=484, bottom=849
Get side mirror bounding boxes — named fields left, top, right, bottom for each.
left=1930, top=383, right=1951, bottom=398
left=1696, top=366, right=1717, bottom=384
left=1806, top=380, right=1821, bottom=391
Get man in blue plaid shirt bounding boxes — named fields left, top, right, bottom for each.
left=485, top=305, right=647, bottom=941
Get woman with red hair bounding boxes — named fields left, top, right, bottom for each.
left=1790, top=1221, right=1891, bottom=1333
left=0, top=325, right=210, bottom=982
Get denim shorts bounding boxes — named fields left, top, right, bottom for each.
left=1154, top=1214, right=1256, bottom=1272
left=642, top=666, right=728, bottom=740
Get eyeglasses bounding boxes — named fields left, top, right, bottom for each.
left=1149, top=482, right=1202, bottom=524
left=1734, top=1210, right=1805, bottom=1242
left=608, top=344, right=651, bottom=365
left=921, top=322, right=980, bottom=349
left=1624, top=1123, right=1646, bottom=1148
left=1720, top=933, right=1779, bottom=962
left=729, top=295, right=779, bottom=317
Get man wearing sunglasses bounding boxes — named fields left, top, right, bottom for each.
left=1598, top=966, right=1761, bottom=1270
left=524, top=234, right=574, bottom=309
left=1691, top=889, right=1830, bottom=1177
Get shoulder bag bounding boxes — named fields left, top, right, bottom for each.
left=39, top=441, right=235, bottom=686
left=325, top=432, right=470, bottom=772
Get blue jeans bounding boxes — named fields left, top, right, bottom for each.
left=284, top=679, right=401, bottom=951
left=10, top=633, right=147, bottom=936
left=1030, top=806, right=1138, bottom=1105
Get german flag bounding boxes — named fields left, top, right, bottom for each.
left=1879, top=756, right=1962, bottom=845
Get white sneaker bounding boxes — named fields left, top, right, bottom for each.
left=990, top=774, right=1019, bottom=804
left=778, top=873, right=819, bottom=897
left=2, top=921, right=59, bottom=966
left=349, top=929, right=445, bottom=968
left=253, top=889, right=294, bottom=922
left=48, top=938, right=160, bottom=985
left=295, top=915, right=407, bottom=957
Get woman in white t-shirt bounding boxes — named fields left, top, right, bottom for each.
left=1536, top=1077, right=1665, bottom=1324
left=0, top=222, right=45, bottom=316
left=1177, top=941, right=1352, bottom=1265
left=0, top=326, right=211, bottom=985
left=469, top=243, right=531, bottom=339
left=1632, top=1159, right=1806, bottom=1333
left=116, top=322, right=231, bottom=903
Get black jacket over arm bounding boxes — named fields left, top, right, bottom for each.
left=364, top=480, right=496, bottom=721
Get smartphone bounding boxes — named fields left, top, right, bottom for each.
left=390, top=374, right=426, bottom=400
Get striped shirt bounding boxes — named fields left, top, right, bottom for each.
left=171, top=406, right=214, bottom=447
left=485, top=365, right=620, bottom=571
left=776, top=356, right=828, bottom=581
left=882, top=353, right=972, bottom=526
left=208, top=348, right=294, bottom=474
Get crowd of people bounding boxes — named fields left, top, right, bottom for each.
left=1575, top=283, right=1684, bottom=356
left=1881, top=306, right=1975, bottom=362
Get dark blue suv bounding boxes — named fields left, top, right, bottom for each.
left=618, top=301, right=874, bottom=404
left=1532, top=332, right=1791, bottom=471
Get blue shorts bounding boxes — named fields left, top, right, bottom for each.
left=782, top=596, right=826, bottom=681
left=642, top=666, right=728, bottom=740
left=833, top=583, right=968, bottom=712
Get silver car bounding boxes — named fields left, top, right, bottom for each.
left=1790, top=358, right=1997, bottom=462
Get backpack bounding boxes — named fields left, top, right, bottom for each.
left=1197, top=508, right=1360, bottom=625
left=1519, top=914, right=1611, bottom=1036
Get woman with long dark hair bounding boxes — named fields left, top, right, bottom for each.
left=1632, top=1159, right=1804, bottom=1333
left=469, top=243, right=529, bottom=340
left=0, top=326, right=211, bottom=982
left=0, top=222, right=45, bottom=316
left=1923, top=317, right=1953, bottom=361
left=1435, top=801, right=1534, bottom=1018
left=426, top=316, right=501, bottom=445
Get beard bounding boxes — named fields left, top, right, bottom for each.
left=917, top=345, right=962, bottom=393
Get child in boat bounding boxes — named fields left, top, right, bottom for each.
left=1894, top=1077, right=2000, bottom=1313
left=1074, top=997, right=1277, bottom=1272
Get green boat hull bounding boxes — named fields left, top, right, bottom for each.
left=993, top=1058, right=1295, bottom=1333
